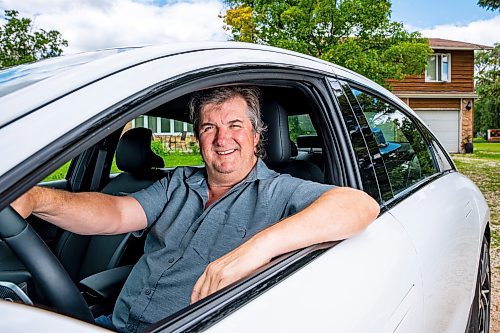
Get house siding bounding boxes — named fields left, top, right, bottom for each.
left=388, top=50, right=474, bottom=93
left=409, top=98, right=461, bottom=109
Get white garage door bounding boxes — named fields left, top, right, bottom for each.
left=415, top=110, right=460, bottom=153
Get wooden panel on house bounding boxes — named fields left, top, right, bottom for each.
left=388, top=50, right=474, bottom=93
left=409, top=98, right=461, bottom=109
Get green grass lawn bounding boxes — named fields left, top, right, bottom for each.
left=452, top=143, right=500, bottom=248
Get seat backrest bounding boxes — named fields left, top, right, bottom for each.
left=296, top=134, right=325, bottom=171
left=55, top=128, right=166, bottom=282
left=261, top=101, right=324, bottom=183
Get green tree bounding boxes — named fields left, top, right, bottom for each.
left=222, top=0, right=432, bottom=86
left=0, top=10, right=68, bottom=68
left=477, top=0, right=500, bottom=11
left=474, top=43, right=500, bottom=135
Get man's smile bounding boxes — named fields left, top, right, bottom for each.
left=216, top=149, right=237, bottom=155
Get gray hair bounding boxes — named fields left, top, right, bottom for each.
left=188, top=86, right=267, bottom=158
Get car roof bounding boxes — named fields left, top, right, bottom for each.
left=0, top=41, right=396, bottom=128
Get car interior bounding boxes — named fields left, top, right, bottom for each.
left=0, top=83, right=336, bottom=325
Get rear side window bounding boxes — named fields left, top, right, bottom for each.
left=351, top=88, right=438, bottom=194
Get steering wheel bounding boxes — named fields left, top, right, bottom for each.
left=0, top=206, right=94, bottom=323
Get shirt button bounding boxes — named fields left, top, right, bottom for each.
left=145, top=289, right=151, bottom=295
left=168, top=258, right=174, bottom=263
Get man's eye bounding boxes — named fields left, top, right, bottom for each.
left=202, top=126, right=213, bottom=132
left=230, top=124, right=242, bottom=128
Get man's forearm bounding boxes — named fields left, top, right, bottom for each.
left=191, top=187, right=379, bottom=302
left=12, top=186, right=147, bottom=235
left=252, top=187, right=380, bottom=261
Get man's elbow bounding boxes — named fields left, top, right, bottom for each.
left=362, top=191, right=380, bottom=226
left=328, top=187, right=380, bottom=233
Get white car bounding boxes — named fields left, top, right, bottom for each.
left=0, top=42, right=490, bottom=333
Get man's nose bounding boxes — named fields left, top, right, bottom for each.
left=214, top=127, right=231, bottom=145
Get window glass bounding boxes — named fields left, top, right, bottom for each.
left=426, top=55, right=437, bottom=81
left=432, top=141, right=453, bottom=171
left=288, top=114, right=317, bottom=143
left=174, top=120, right=184, bottom=133
left=135, top=115, right=145, bottom=128
left=147, top=116, right=157, bottom=133
left=425, top=54, right=450, bottom=82
left=419, top=124, right=454, bottom=172
left=161, top=118, right=171, bottom=133
left=441, top=55, right=449, bottom=81
left=352, top=88, right=438, bottom=194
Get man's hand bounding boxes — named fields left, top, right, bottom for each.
left=11, top=189, right=35, bottom=219
left=190, top=236, right=271, bottom=303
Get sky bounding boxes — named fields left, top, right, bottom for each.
left=0, top=0, right=498, bottom=54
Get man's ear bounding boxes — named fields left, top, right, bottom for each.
left=253, top=132, right=260, bottom=146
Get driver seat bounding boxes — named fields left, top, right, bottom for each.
left=55, top=128, right=165, bottom=283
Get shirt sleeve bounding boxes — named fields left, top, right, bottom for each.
left=267, top=174, right=335, bottom=222
left=129, top=177, right=169, bottom=235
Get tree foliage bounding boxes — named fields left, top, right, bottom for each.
left=474, top=43, right=500, bottom=134
left=222, top=0, right=432, bottom=86
left=477, top=0, right=500, bottom=11
left=0, top=10, right=68, bottom=69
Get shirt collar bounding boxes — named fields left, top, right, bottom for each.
left=244, top=159, right=278, bottom=182
left=185, top=159, right=278, bottom=188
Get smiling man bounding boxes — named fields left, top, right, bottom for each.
left=12, top=86, right=379, bottom=332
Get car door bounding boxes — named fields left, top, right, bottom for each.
left=340, top=81, right=482, bottom=332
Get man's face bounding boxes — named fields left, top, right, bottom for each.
left=198, top=96, right=260, bottom=183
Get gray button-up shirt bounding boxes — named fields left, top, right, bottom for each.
left=112, top=160, right=334, bottom=332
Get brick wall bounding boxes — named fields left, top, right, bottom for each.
left=461, top=99, right=474, bottom=152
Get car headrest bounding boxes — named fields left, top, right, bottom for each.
left=296, top=135, right=321, bottom=149
left=116, top=128, right=164, bottom=173
left=261, top=101, right=291, bottom=165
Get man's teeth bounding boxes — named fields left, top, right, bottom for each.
left=217, top=149, right=236, bottom=155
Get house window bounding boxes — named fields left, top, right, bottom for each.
left=132, top=116, right=193, bottom=134
left=425, top=53, right=451, bottom=82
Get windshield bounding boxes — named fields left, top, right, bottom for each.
left=0, top=48, right=137, bottom=98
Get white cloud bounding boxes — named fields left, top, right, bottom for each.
left=419, top=15, right=499, bottom=47
left=0, top=0, right=229, bottom=54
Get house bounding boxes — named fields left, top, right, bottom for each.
left=388, top=38, right=492, bottom=153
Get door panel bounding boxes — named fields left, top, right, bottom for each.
left=205, top=213, right=423, bottom=333
left=388, top=173, right=480, bottom=332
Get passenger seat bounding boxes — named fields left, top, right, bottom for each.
left=261, top=101, right=324, bottom=183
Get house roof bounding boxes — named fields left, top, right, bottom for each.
left=429, top=38, right=493, bottom=50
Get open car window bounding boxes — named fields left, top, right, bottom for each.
left=116, top=116, right=203, bottom=173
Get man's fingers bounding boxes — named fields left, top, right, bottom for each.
left=207, top=270, right=222, bottom=296
left=199, top=265, right=215, bottom=299
left=191, top=270, right=206, bottom=303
